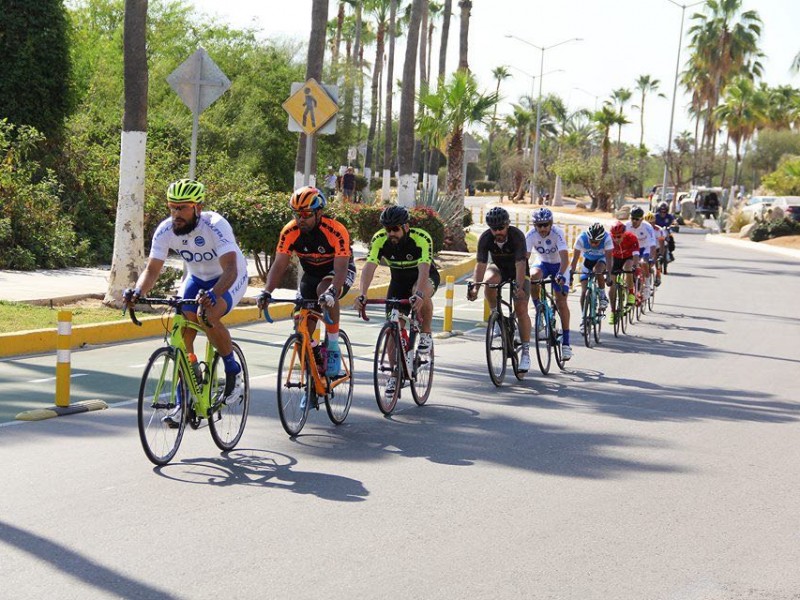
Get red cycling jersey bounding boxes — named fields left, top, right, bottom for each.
left=612, top=231, right=640, bottom=259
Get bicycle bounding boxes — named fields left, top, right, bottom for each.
left=467, top=280, right=525, bottom=386
left=532, top=276, right=566, bottom=374
left=646, top=260, right=657, bottom=312
left=264, top=297, right=354, bottom=436
left=611, top=272, right=629, bottom=338
left=359, top=298, right=434, bottom=415
left=579, top=272, right=604, bottom=348
left=126, top=296, right=250, bottom=466
left=630, top=264, right=645, bottom=324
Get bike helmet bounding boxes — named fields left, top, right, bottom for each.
left=630, top=206, right=645, bottom=220
left=485, top=206, right=510, bottom=229
left=532, top=207, right=553, bottom=224
left=657, top=201, right=669, bottom=212
left=289, top=186, right=326, bottom=211
left=587, top=222, right=605, bottom=242
left=167, top=179, right=205, bottom=203
left=379, top=205, right=410, bottom=227
left=610, top=221, right=626, bottom=236
left=644, top=211, right=656, bottom=223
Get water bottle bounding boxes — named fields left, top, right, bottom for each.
left=188, top=352, right=204, bottom=385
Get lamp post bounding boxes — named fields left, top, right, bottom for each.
left=660, top=0, right=703, bottom=213
left=506, top=34, right=582, bottom=203
left=572, top=86, right=600, bottom=111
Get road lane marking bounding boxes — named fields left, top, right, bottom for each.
left=28, top=373, right=88, bottom=383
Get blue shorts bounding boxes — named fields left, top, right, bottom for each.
left=533, top=262, right=569, bottom=295
left=179, top=272, right=248, bottom=316
left=638, top=248, right=650, bottom=260
left=580, top=257, right=606, bottom=281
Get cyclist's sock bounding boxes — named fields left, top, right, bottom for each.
left=326, top=323, right=340, bottom=346
left=563, top=330, right=570, bottom=346
left=222, top=351, right=241, bottom=375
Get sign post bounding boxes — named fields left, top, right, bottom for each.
left=167, top=48, right=231, bottom=179
left=283, top=78, right=338, bottom=185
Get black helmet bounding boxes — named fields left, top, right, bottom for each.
left=587, top=222, right=605, bottom=241
left=630, top=206, right=645, bottom=219
left=657, top=201, right=669, bottom=212
left=379, top=205, right=409, bottom=227
left=485, top=206, right=510, bottom=229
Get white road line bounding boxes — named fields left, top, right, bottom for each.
left=28, top=373, right=88, bottom=384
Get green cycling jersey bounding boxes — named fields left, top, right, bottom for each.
left=366, top=227, right=434, bottom=269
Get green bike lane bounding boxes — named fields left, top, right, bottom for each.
left=0, top=283, right=489, bottom=425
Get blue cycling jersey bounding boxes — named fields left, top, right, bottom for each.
left=574, top=231, right=613, bottom=261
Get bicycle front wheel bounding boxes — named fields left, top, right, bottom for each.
left=552, top=301, right=566, bottom=371
left=508, top=316, right=526, bottom=381
left=374, top=324, right=401, bottom=415
left=138, top=347, right=187, bottom=466
left=208, top=341, right=250, bottom=452
left=411, top=336, right=434, bottom=405
left=485, top=311, right=507, bottom=386
left=647, top=275, right=656, bottom=311
left=325, top=330, right=353, bottom=424
left=277, top=334, right=311, bottom=436
left=593, top=296, right=603, bottom=344
left=534, top=304, right=551, bottom=375
left=582, top=294, right=594, bottom=349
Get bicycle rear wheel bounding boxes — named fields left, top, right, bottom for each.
left=485, top=311, right=507, bottom=386
left=582, top=294, right=593, bottom=349
left=325, top=330, right=354, bottom=424
left=374, top=324, right=402, bottom=415
left=138, top=347, right=187, bottom=466
left=508, top=316, right=526, bottom=381
left=647, top=274, right=656, bottom=311
left=552, top=301, right=566, bottom=371
left=411, top=336, right=434, bottom=405
left=208, top=341, right=250, bottom=452
left=613, top=286, right=623, bottom=338
left=534, top=304, right=551, bottom=374
left=277, top=334, right=311, bottom=436
left=593, top=296, right=603, bottom=344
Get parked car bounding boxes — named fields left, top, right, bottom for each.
left=768, top=196, right=800, bottom=221
left=681, top=187, right=726, bottom=218
left=740, top=196, right=776, bottom=222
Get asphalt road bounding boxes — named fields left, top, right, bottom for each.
left=2, top=232, right=800, bottom=599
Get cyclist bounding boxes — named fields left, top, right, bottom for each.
left=466, top=206, right=532, bottom=372
left=655, top=201, right=676, bottom=262
left=626, top=206, right=657, bottom=301
left=644, top=211, right=665, bottom=286
left=257, top=186, right=355, bottom=377
left=123, top=179, right=248, bottom=419
left=525, top=207, right=573, bottom=361
left=608, top=220, right=640, bottom=325
left=569, top=222, right=614, bottom=325
left=355, top=206, right=439, bottom=397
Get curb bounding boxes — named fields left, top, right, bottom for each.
left=705, top=233, right=800, bottom=260
left=0, top=255, right=477, bottom=359
left=15, top=399, right=108, bottom=422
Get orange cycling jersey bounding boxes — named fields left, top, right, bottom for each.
left=276, top=216, right=352, bottom=277
left=612, top=231, right=640, bottom=259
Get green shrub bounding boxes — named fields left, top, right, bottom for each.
left=462, top=206, right=473, bottom=228
left=354, top=174, right=368, bottom=191
left=474, top=180, right=496, bottom=192
left=410, top=207, right=445, bottom=253
left=749, top=217, right=800, bottom=242
left=369, top=176, right=397, bottom=191
left=151, top=266, right=184, bottom=297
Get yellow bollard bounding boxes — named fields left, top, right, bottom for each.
left=443, top=276, right=454, bottom=332
left=55, top=310, right=72, bottom=408
left=480, top=206, right=485, bottom=224
left=515, top=211, right=520, bottom=228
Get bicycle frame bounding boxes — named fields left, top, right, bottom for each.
left=360, top=298, right=418, bottom=381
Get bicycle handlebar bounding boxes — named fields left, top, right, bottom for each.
left=123, top=296, right=210, bottom=328
left=357, top=297, right=411, bottom=322
left=260, top=297, right=334, bottom=325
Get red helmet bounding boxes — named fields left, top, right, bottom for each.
left=610, top=221, right=626, bottom=236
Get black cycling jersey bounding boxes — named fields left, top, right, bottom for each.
left=476, top=226, right=528, bottom=278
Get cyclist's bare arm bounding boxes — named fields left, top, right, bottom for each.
left=199, top=251, right=238, bottom=311
left=514, top=260, right=527, bottom=295
left=329, top=255, right=351, bottom=295
left=414, top=261, right=431, bottom=293
left=558, top=249, right=569, bottom=274
left=569, top=249, right=581, bottom=273
left=132, top=258, right=165, bottom=299
left=468, top=262, right=488, bottom=300
left=264, top=252, right=291, bottom=293
left=358, top=261, right=378, bottom=297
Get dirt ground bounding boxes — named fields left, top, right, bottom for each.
left=761, top=234, right=800, bottom=249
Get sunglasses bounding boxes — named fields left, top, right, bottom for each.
left=535, top=222, right=552, bottom=229
left=631, top=218, right=642, bottom=222
left=293, top=210, right=315, bottom=219
left=490, top=225, right=507, bottom=232
left=385, top=225, right=402, bottom=233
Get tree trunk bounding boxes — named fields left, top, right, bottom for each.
left=444, top=128, right=467, bottom=251
left=397, top=0, right=423, bottom=207
left=294, top=0, right=328, bottom=188
left=457, top=0, right=471, bottom=72
left=364, top=22, right=385, bottom=182
left=105, top=0, right=148, bottom=307
left=427, top=0, right=452, bottom=198
left=382, top=0, right=398, bottom=202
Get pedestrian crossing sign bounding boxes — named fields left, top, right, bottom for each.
left=283, top=78, right=338, bottom=136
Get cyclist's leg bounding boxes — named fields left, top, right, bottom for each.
left=553, top=279, right=571, bottom=350
left=482, top=264, right=503, bottom=310
left=513, top=277, right=532, bottom=343
left=317, top=263, right=356, bottom=376
left=530, top=265, right=545, bottom=307
left=178, top=275, right=206, bottom=354
left=411, top=267, right=438, bottom=334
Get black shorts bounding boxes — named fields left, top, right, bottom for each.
left=299, top=263, right=356, bottom=300
left=387, top=266, right=440, bottom=315
left=611, top=256, right=633, bottom=274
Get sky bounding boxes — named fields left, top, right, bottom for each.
left=189, top=0, right=800, bottom=152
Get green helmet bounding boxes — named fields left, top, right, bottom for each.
left=167, top=179, right=205, bottom=203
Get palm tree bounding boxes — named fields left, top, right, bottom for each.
left=457, top=0, right=471, bottom=72
left=106, top=0, right=148, bottom=306
left=484, top=65, right=511, bottom=180
left=425, top=0, right=451, bottom=197
left=686, top=0, right=763, bottom=152
left=591, top=105, right=627, bottom=212
left=294, top=0, right=329, bottom=188
left=502, top=104, right=532, bottom=200
left=792, top=50, right=800, bottom=72
left=364, top=0, right=392, bottom=182
left=633, top=74, right=664, bottom=196
left=714, top=76, right=766, bottom=186
left=381, top=0, right=400, bottom=201
left=610, top=87, right=632, bottom=150
left=762, top=84, right=800, bottom=130
left=417, top=70, right=498, bottom=249
left=396, top=0, right=424, bottom=206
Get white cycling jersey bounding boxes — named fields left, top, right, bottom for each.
left=525, top=224, right=568, bottom=265
left=626, top=220, right=657, bottom=250
left=150, top=211, right=247, bottom=281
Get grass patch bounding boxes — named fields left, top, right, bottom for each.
left=0, top=300, right=125, bottom=334
left=466, top=231, right=478, bottom=253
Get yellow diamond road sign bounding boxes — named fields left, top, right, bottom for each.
left=283, top=78, right=338, bottom=136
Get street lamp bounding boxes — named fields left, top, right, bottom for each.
left=572, top=86, right=600, bottom=111
left=508, top=65, right=565, bottom=157
left=506, top=34, right=583, bottom=202
left=660, top=0, right=703, bottom=212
